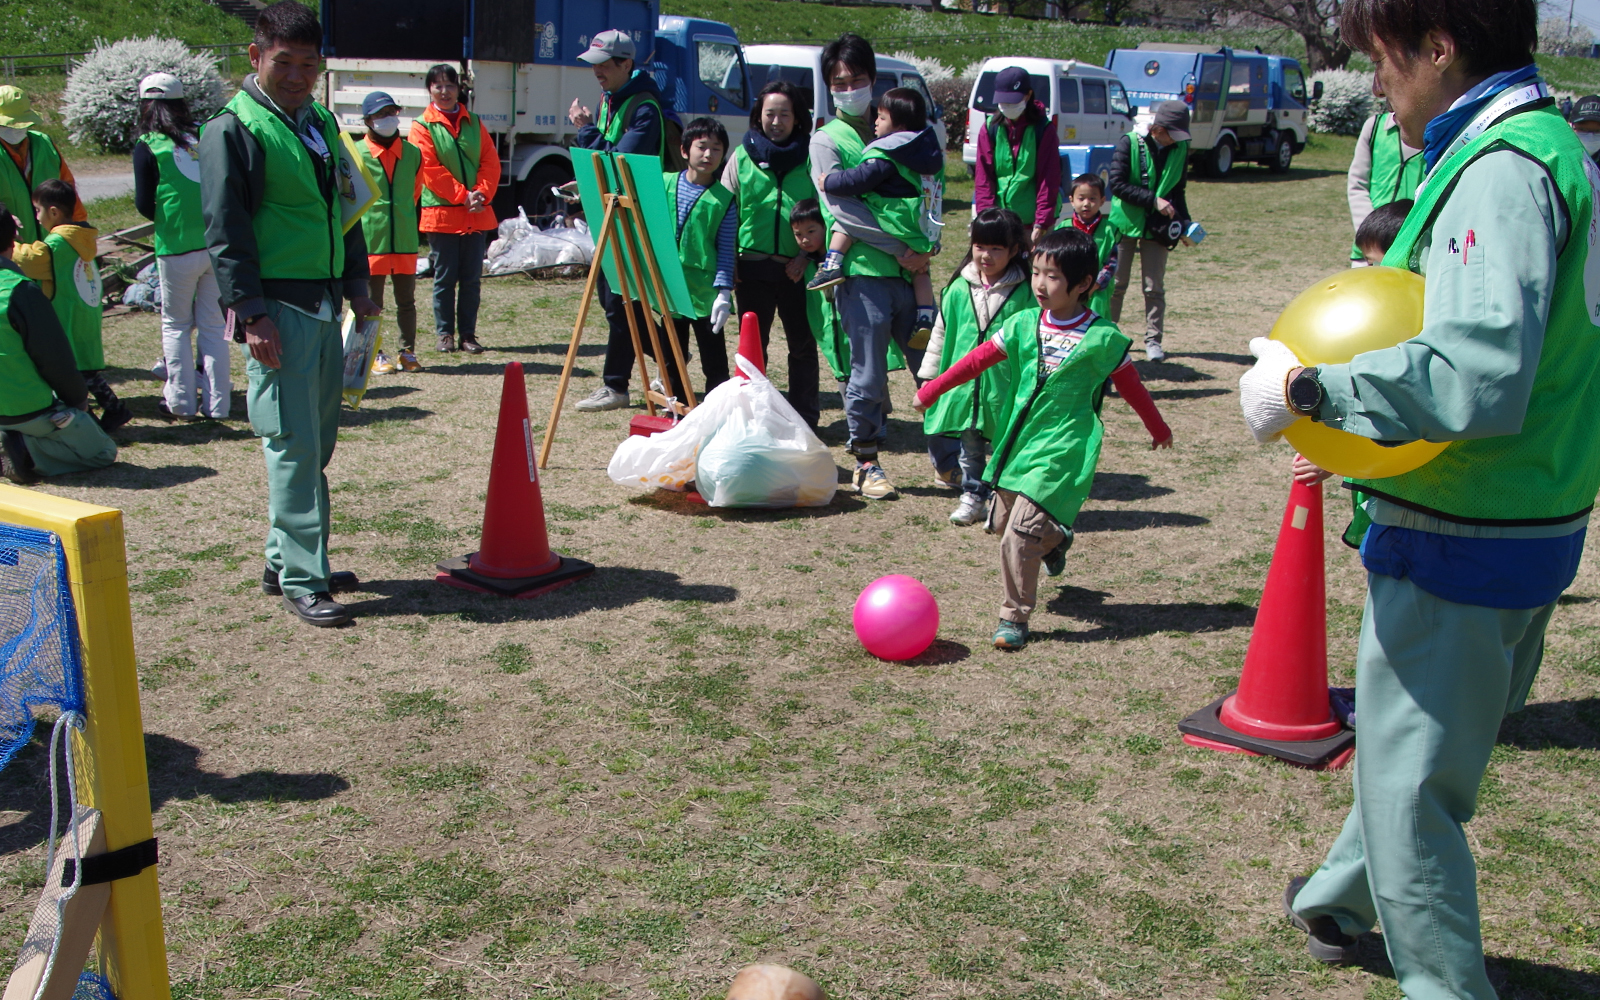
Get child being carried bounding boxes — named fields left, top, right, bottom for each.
left=809, top=87, right=945, bottom=342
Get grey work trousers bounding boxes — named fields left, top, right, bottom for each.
left=1109, top=237, right=1169, bottom=344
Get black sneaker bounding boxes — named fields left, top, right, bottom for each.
left=262, top=564, right=360, bottom=596
left=1284, top=876, right=1360, bottom=964
left=806, top=264, right=845, bottom=292
left=1, top=430, right=39, bottom=484
left=282, top=592, right=351, bottom=627
left=98, top=401, right=133, bottom=432
left=1043, top=529, right=1074, bottom=577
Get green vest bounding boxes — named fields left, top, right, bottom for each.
left=44, top=232, right=103, bottom=371
left=733, top=145, right=815, bottom=258
left=358, top=136, right=421, bottom=254
left=600, top=90, right=665, bottom=156
left=141, top=132, right=207, bottom=256
left=985, top=308, right=1131, bottom=526
left=0, top=130, right=63, bottom=245
left=0, top=266, right=56, bottom=416
left=805, top=260, right=906, bottom=380
left=223, top=91, right=345, bottom=283
left=1108, top=134, right=1188, bottom=238
left=923, top=273, right=1031, bottom=440
left=1355, top=101, right=1600, bottom=524
left=861, top=143, right=939, bottom=253
left=666, top=170, right=734, bottom=319
left=817, top=119, right=902, bottom=278
left=989, top=114, right=1055, bottom=225
left=421, top=112, right=481, bottom=207
left=1079, top=216, right=1122, bottom=316
left=1350, top=113, right=1426, bottom=261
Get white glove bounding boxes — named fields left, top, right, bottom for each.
left=1239, top=337, right=1303, bottom=443
left=710, top=289, right=734, bottom=334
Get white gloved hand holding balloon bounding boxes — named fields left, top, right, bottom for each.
left=1239, top=337, right=1302, bottom=443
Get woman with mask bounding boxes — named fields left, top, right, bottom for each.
left=356, top=91, right=424, bottom=372
left=973, top=66, right=1060, bottom=243
left=132, top=72, right=229, bottom=419
left=410, top=63, right=499, bottom=354
left=719, top=80, right=821, bottom=429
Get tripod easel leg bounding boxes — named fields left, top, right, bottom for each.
left=538, top=194, right=620, bottom=469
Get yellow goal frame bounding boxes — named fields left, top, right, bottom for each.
left=0, top=483, right=169, bottom=1000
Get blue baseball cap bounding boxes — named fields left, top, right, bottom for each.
left=361, top=91, right=399, bottom=117
left=993, top=67, right=1031, bottom=102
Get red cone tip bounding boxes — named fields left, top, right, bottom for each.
left=736, top=311, right=765, bottom=376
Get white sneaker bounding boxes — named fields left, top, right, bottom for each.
left=949, top=493, right=985, bottom=526
left=574, top=386, right=631, bottom=411
left=1145, top=340, right=1166, bottom=362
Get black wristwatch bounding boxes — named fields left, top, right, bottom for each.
left=1288, top=367, right=1324, bottom=419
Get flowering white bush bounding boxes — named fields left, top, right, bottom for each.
left=62, top=36, right=226, bottom=153
left=1307, top=70, right=1374, bottom=136
left=889, top=50, right=955, bottom=84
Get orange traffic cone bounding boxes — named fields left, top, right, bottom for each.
left=1178, top=476, right=1354, bottom=769
left=736, top=311, right=764, bottom=375
left=436, top=363, right=595, bottom=598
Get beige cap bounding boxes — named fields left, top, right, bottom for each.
left=139, top=72, right=185, bottom=100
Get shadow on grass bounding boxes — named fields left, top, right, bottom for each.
left=1498, top=697, right=1600, bottom=751
left=88, top=463, right=220, bottom=489
left=340, top=567, right=737, bottom=621
left=0, top=729, right=348, bottom=857
left=627, top=489, right=869, bottom=519
left=496, top=343, right=606, bottom=358
left=1075, top=509, right=1209, bottom=531
left=1194, top=166, right=1343, bottom=183
left=341, top=405, right=434, bottom=426
left=361, top=384, right=422, bottom=400
left=1354, top=933, right=1600, bottom=1000
left=115, top=419, right=255, bottom=446
left=426, top=360, right=578, bottom=377
left=903, top=639, right=972, bottom=666
left=1174, top=351, right=1254, bottom=366
left=1089, top=472, right=1175, bottom=502
left=1148, top=387, right=1232, bottom=401
left=1132, top=360, right=1214, bottom=383
left=1039, top=585, right=1254, bottom=642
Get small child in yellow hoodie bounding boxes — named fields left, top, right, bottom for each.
left=14, top=178, right=128, bottom=430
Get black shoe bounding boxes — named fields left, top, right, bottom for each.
left=282, top=592, right=351, bottom=627
left=98, top=402, right=133, bottom=432
left=1, top=430, right=39, bottom=485
left=1284, top=876, right=1360, bottom=965
left=262, top=564, right=359, bottom=596
left=459, top=338, right=485, bottom=354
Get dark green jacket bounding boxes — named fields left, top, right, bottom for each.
left=199, top=76, right=369, bottom=319
left=0, top=258, right=88, bottom=421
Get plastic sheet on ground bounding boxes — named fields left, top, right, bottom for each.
left=484, top=210, right=593, bottom=275
left=120, top=262, right=159, bottom=311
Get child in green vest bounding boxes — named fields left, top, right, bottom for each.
left=1353, top=198, right=1411, bottom=266
left=15, top=180, right=128, bottom=431
left=912, top=228, right=1172, bottom=650
left=1060, top=173, right=1120, bottom=316
left=660, top=117, right=737, bottom=398
left=917, top=207, right=1033, bottom=527
left=809, top=87, right=946, bottom=342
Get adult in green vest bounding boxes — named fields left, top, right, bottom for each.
left=568, top=28, right=680, bottom=412
left=358, top=90, right=423, bottom=371
left=1242, top=3, right=1597, bottom=995
left=133, top=72, right=230, bottom=419
left=0, top=85, right=86, bottom=245
left=1346, top=109, right=1424, bottom=263
left=973, top=66, right=1061, bottom=242
left=1566, top=93, right=1600, bottom=163
left=810, top=33, right=938, bottom=501
left=0, top=208, right=116, bottom=484
left=720, top=80, right=822, bottom=428
left=200, top=0, right=377, bottom=628
left=1107, top=100, right=1191, bottom=362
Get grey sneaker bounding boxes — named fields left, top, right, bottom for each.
left=1145, top=339, right=1166, bottom=362
left=993, top=619, right=1028, bottom=650
left=949, top=492, right=985, bottom=526
left=575, top=386, right=631, bottom=412
left=855, top=463, right=897, bottom=500
left=1284, top=877, right=1360, bottom=965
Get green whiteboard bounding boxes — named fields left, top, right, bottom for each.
left=572, top=151, right=695, bottom=318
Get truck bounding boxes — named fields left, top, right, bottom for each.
left=958, top=56, right=1133, bottom=186
left=1105, top=42, right=1320, bottom=178
left=318, top=0, right=752, bottom=224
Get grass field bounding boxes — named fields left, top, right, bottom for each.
left=0, top=134, right=1598, bottom=1000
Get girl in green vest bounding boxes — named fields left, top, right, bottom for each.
left=916, top=208, right=1033, bottom=528
left=912, top=228, right=1171, bottom=651
left=133, top=72, right=230, bottom=419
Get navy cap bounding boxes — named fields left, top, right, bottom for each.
left=1573, top=94, right=1600, bottom=124
left=993, top=66, right=1030, bottom=102
left=361, top=91, right=399, bottom=117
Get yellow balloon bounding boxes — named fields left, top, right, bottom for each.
left=1270, top=266, right=1448, bottom=479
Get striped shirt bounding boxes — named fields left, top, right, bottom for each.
left=990, top=308, right=1094, bottom=377
left=674, top=172, right=738, bottom=291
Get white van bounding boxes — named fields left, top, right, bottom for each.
left=960, top=57, right=1133, bottom=176
left=742, top=44, right=949, bottom=151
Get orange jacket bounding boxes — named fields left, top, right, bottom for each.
left=411, top=104, right=499, bottom=234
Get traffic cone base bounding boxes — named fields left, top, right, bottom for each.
left=1180, top=693, right=1354, bottom=770
left=435, top=553, right=594, bottom=599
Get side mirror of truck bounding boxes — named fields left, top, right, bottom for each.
left=1312, top=80, right=1324, bottom=101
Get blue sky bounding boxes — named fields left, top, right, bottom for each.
left=1553, top=0, right=1600, bottom=39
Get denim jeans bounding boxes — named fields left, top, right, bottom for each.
left=834, top=274, right=916, bottom=462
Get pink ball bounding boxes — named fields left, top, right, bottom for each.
left=853, top=574, right=939, bottom=661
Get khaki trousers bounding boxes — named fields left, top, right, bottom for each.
left=987, top=488, right=1068, bottom=624
left=1109, top=236, right=1169, bottom=343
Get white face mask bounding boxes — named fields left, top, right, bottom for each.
left=371, top=115, right=400, bottom=137
left=832, top=85, right=872, bottom=118
left=1579, top=131, right=1600, bottom=156
left=997, top=99, right=1026, bottom=120
left=0, top=126, right=26, bottom=145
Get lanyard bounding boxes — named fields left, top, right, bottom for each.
left=1430, top=82, right=1548, bottom=180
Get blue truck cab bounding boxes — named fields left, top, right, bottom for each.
left=1106, top=42, right=1317, bottom=177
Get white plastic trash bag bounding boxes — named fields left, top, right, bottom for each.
left=484, top=209, right=596, bottom=275
left=696, top=358, right=837, bottom=508
left=340, top=310, right=380, bottom=409
left=607, top=373, right=742, bottom=492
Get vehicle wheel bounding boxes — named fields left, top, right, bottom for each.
left=519, top=158, right=575, bottom=229
left=1268, top=135, right=1293, bottom=173
left=1207, top=138, right=1235, bottom=178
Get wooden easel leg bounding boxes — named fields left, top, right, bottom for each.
left=616, top=157, right=699, bottom=408
left=4, top=810, right=111, bottom=1000
left=538, top=196, right=620, bottom=469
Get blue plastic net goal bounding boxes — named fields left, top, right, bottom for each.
left=0, top=522, right=85, bottom=771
